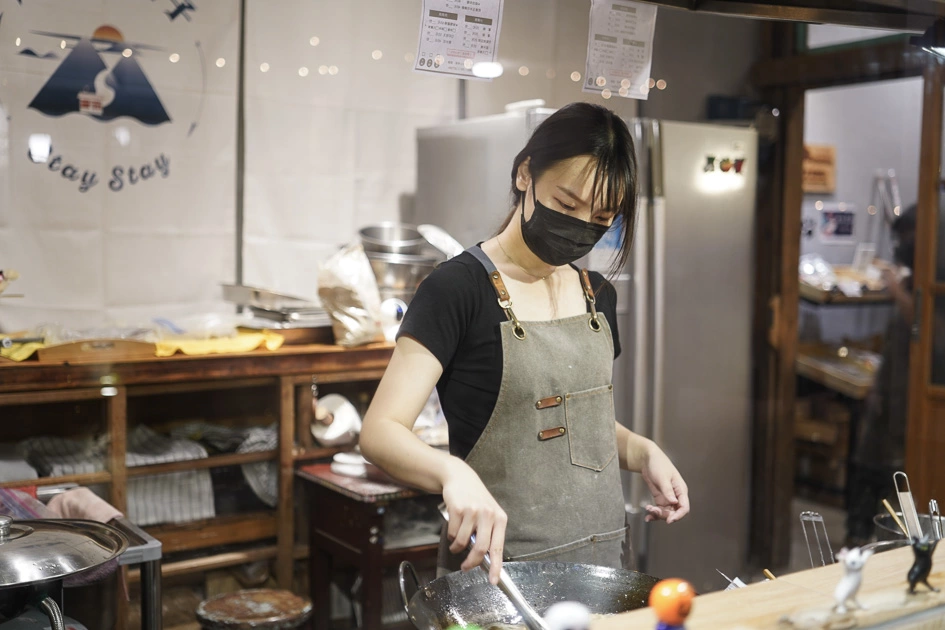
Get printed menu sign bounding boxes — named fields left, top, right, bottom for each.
left=415, top=0, right=504, bottom=79
left=584, top=0, right=657, bottom=99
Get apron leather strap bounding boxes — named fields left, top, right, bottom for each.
left=467, top=246, right=526, bottom=339
left=580, top=269, right=602, bottom=333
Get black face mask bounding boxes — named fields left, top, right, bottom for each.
left=519, top=183, right=610, bottom=266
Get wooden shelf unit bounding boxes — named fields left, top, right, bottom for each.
left=799, top=281, right=893, bottom=305
left=0, top=342, right=393, bottom=627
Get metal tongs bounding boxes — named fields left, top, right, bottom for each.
left=930, top=500, right=943, bottom=540
left=438, top=504, right=549, bottom=630
left=894, top=471, right=923, bottom=539
left=799, top=511, right=835, bottom=567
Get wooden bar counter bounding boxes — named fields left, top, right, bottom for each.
left=595, top=544, right=945, bottom=629
left=0, top=340, right=395, bottom=630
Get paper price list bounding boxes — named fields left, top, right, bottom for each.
left=584, top=0, right=657, bottom=99
left=462, top=15, right=496, bottom=55
left=422, top=12, right=458, bottom=46
left=415, top=0, right=504, bottom=79
left=602, top=2, right=643, bottom=35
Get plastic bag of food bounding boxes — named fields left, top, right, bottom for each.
left=317, top=243, right=385, bottom=347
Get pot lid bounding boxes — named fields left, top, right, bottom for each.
left=0, top=517, right=127, bottom=588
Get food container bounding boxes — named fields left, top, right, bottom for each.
left=359, top=223, right=427, bottom=255
left=873, top=512, right=938, bottom=542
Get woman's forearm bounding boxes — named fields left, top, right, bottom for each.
left=359, top=336, right=464, bottom=493
left=360, top=417, right=461, bottom=493
left=615, top=422, right=656, bottom=472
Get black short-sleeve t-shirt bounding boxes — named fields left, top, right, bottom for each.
left=397, top=248, right=621, bottom=459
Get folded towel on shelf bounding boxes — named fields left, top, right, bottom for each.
left=171, top=422, right=249, bottom=453
left=125, top=426, right=216, bottom=526
left=126, top=424, right=209, bottom=466
left=47, top=487, right=123, bottom=522
left=238, top=425, right=278, bottom=507
left=17, top=435, right=104, bottom=477
left=18, top=426, right=215, bottom=527
left=0, top=443, right=38, bottom=482
left=174, top=422, right=281, bottom=508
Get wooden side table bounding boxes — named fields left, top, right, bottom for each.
left=297, top=464, right=440, bottom=630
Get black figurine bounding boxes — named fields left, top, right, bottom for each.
left=908, top=535, right=940, bottom=594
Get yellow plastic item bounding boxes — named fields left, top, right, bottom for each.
left=0, top=341, right=44, bottom=362
left=155, top=330, right=285, bottom=357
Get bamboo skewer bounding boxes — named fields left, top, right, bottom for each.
left=883, top=498, right=910, bottom=537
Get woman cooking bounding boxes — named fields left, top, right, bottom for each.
left=359, top=102, right=689, bottom=586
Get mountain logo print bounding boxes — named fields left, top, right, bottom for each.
left=27, top=25, right=171, bottom=125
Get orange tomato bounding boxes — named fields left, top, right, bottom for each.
left=648, top=578, right=695, bottom=625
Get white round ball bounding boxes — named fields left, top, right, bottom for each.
left=544, top=601, right=592, bottom=630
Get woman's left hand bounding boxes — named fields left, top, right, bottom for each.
left=640, top=445, right=690, bottom=524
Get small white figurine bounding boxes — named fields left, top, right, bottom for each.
left=544, top=601, right=592, bottom=630
left=834, top=546, right=874, bottom=614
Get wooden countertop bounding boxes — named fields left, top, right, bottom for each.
left=0, top=341, right=395, bottom=392
left=594, top=543, right=945, bottom=629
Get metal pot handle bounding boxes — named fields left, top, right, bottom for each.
left=37, top=596, right=65, bottom=630
left=398, top=560, right=423, bottom=616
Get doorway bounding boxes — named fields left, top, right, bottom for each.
left=787, top=76, right=923, bottom=573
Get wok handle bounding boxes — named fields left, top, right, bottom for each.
left=399, top=561, right=423, bottom=617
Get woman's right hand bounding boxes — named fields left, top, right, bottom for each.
left=440, top=458, right=508, bottom=585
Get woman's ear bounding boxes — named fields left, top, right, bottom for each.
left=515, top=158, right=531, bottom=192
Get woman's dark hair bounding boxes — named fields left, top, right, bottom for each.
left=498, top=102, right=638, bottom=274
left=892, top=203, right=916, bottom=235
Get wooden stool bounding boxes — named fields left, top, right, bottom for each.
left=195, top=589, right=313, bottom=629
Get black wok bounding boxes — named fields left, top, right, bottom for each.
left=399, top=561, right=659, bottom=630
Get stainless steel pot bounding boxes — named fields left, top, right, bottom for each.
left=360, top=223, right=427, bottom=255
left=399, top=561, right=659, bottom=630
left=365, top=251, right=438, bottom=292
left=0, top=517, right=127, bottom=629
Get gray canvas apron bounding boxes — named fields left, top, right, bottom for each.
left=438, top=246, right=629, bottom=575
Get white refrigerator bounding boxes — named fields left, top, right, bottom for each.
left=409, top=109, right=756, bottom=594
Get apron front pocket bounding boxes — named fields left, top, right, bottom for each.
left=565, top=384, right=617, bottom=471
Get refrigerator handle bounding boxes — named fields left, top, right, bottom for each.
left=651, top=196, right=666, bottom=447
left=631, top=196, right=651, bottom=440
